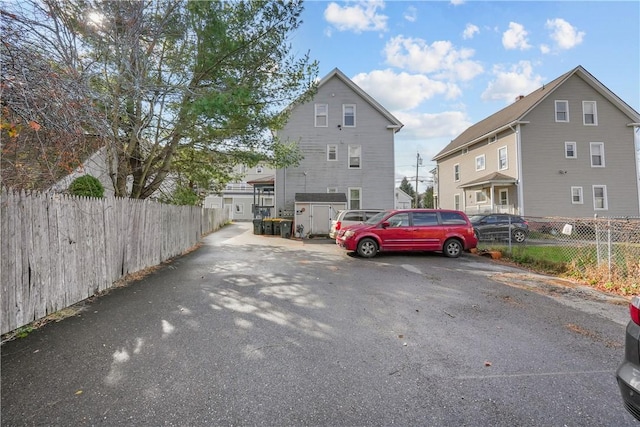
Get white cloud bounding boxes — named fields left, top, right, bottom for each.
left=352, top=69, right=461, bottom=111
left=545, top=18, right=585, bottom=50
left=450, top=0, right=465, bottom=6
left=463, top=23, right=479, bottom=40
left=540, top=44, right=550, bottom=54
left=502, top=22, right=531, bottom=50
left=395, top=110, right=473, bottom=141
left=481, top=61, right=545, bottom=104
left=383, top=35, right=483, bottom=81
left=404, top=6, right=417, bottom=22
left=323, top=1, right=388, bottom=33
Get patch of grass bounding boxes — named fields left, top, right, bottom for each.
left=479, top=242, right=640, bottom=297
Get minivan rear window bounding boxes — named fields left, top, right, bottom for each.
left=440, top=211, right=468, bottom=225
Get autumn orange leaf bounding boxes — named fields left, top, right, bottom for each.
left=29, top=121, right=41, bottom=131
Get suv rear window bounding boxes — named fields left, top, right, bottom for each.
left=440, top=211, right=468, bottom=225
left=343, top=212, right=365, bottom=221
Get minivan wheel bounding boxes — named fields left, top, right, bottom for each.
left=512, top=229, right=526, bottom=243
left=443, top=238, right=462, bottom=258
left=357, top=238, right=378, bottom=258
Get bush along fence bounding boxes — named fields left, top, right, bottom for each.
left=478, top=215, right=640, bottom=293
left=1, top=188, right=229, bottom=335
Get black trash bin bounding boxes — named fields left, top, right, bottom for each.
left=263, top=218, right=273, bottom=235
left=253, top=218, right=263, bottom=235
left=280, top=219, right=293, bottom=239
left=272, top=219, right=282, bottom=236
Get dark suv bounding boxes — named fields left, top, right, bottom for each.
left=468, top=214, right=529, bottom=243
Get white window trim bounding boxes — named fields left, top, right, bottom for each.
left=499, top=189, right=508, bottom=206
left=475, top=154, right=486, bottom=171
left=343, top=104, right=356, bottom=127
left=498, top=146, right=508, bottom=170
left=555, top=100, right=569, bottom=123
left=590, top=142, right=605, bottom=167
left=475, top=190, right=487, bottom=203
left=327, top=144, right=338, bottom=161
left=348, top=145, right=361, bottom=169
left=453, top=163, right=460, bottom=182
left=565, top=141, right=577, bottom=159
left=571, top=186, right=583, bottom=204
left=454, top=193, right=460, bottom=210
left=348, top=187, right=362, bottom=209
left=582, top=101, right=598, bottom=126
left=315, top=103, right=328, bottom=127
left=592, top=185, right=608, bottom=210
left=327, top=187, right=338, bottom=193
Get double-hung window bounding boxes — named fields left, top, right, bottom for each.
left=475, top=154, right=485, bottom=171
left=475, top=190, right=487, bottom=203
left=583, top=101, right=597, bottom=125
left=593, top=185, right=607, bottom=210
left=590, top=142, right=605, bottom=167
left=498, top=147, right=508, bottom=170
left=348, top=145, right=361, bottom=169
left=565, top=142, right=577, bottom=159
left=315, top=104, right=328, bottom=127
left=327, top=144, right=337, bottom=161
left=571, top=187, right=583, bottom=204
left=343, top=104, right=356, bottom=127
left=453, top=164, right=460, bottom=182
left=348, top=187, right=361, bottom=209
left=555, top=100, right=569, bottom=122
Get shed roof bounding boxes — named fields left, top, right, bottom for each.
left=294, top=193, right=348, bottom=203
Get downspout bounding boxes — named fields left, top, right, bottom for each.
left=510, top=123, right=524, bottom=215
left=634, top=125, right=640, bottom=214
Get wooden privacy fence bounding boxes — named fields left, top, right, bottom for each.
left=1, top=188, right=229, bottom=335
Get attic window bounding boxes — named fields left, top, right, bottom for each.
left=315, top=104, right=328, bottom=127
left=461, top=148, right=468, bottom=155
left=488, top=135, right=497, bottom=144
left=555, top=100, right=569, bottom=122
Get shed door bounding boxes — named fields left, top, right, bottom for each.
left=311, top=205, right=331, bottom=235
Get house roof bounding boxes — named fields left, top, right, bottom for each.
left=317, top=68, right=404, bottom=133
left=433, top=65, right=640, bottom=161
left=294, top=192, right=348, bottom=203
left=458, top=172, right=517, bottom=189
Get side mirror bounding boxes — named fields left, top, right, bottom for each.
left=381, top=221, right=390, bottom=229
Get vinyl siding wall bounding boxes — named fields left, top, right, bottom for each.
left=435, top=130, right=518, bottom=212
left=519, top=74, right=639, bottom=217
left=276, top=77, right=397, bottom=212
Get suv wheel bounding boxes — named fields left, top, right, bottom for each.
left=512, top=229, right=527, bottom=243
left=357, top=238, right=378, bottom=258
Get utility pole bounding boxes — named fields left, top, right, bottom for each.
left=415, top=152, right=422, bottom=207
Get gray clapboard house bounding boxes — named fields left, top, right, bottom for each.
left=275, top=68, right=403, bottom=235
left=432, top=65, right=640, bottom=218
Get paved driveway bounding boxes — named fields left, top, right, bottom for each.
left=1, top=222, right=634, bottom=426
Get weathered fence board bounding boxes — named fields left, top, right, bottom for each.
left=0, top=188, right=228, bottom=334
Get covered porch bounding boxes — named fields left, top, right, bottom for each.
left=458, top=172, right=519, bottom=215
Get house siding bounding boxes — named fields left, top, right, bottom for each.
left=520, top=74, right=639, bottom=217
left=276, top=74, right=397, bottom=214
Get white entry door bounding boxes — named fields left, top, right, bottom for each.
left=311, top=205, right=331, bottom=235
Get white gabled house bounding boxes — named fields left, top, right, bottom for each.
left=274, top=68, right=403, bottom=235
left=432, top=65, right=640, bottom=218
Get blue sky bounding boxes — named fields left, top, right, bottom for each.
left=289, top=0, right=640, bottom=193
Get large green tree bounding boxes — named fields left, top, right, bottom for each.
left=1, top=0, right=317, bottom=200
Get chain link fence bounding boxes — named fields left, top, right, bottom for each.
left=477, top=215, right=640, bottom=290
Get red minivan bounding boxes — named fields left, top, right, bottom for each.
left=336, top=209, right=478, bottom=258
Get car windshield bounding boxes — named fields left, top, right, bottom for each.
left=364, top=211, right=389, bottom=225
left=468, top=215, right=484, bottom=223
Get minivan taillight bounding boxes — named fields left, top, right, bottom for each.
left=336, top=221, right=342, bottom=231
left=630, top=296, right=640, bottom=325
